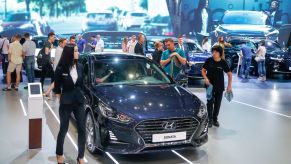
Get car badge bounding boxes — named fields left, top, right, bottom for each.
left=162, top=121, right=176, bottom=130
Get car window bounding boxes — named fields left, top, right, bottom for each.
left=87, top=13, right=113, bottom=19
left=5, top=13, right=31, bottom=22
left=186, top=43, right=203, bottom=53
left=94, top=59, right=171, bottom=86
left=222, top=12, right=267, bottom=25
left=131, top=13, right=146, bottom=17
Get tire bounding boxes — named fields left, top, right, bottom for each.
left=85, top=111, right=101, bottom=154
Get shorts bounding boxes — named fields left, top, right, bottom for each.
left=7, top=62, right=22, bottom=73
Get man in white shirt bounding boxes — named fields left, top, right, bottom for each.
left=95, top=35, right=104, bottom=52
left=0, top=35, right=10, bottom=77
left=3, top=34, right=23, bottom=91
left=128, top=35, right=137, bottom=54
left=43, top=38, right=67, bottom=99
left=22, top=33, right=36, bottom=88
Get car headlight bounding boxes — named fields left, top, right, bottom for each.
left=197, top=102, right=207, bottom=118
left=98, top=102, right=133, bottom=123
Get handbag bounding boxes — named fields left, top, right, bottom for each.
left=0, top=39, right=6, bottom=61
left=255, top=55, right=262, bottom=62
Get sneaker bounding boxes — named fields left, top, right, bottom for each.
left=208, top=120, right=213, bottom=128
left=2, top=87, right=11, bottom=91
left=257, top=77, right=263, bottom=81
left=262, top=76, right=266, bottom=81
left=14, top=86, right=19, bottom=91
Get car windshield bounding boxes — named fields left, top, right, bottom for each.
left=5, top=13, right=30, bottom=22
left=222, top=12, right=267, bottom=25
left=94, top=58, right=171, bottom=86
left=229, top=41, right=256, bottom=50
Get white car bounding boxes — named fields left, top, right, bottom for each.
left=122, top=11, right=148, bottom=30
left=82, top=11, right=117, bottom=32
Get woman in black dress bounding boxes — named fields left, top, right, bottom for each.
left=54, top=44, right=85, bottom=164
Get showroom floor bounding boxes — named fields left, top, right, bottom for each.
left=0, top=75, right=291, bottom=164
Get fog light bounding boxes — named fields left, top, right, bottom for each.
left=109, top=131, right=118, bottom=141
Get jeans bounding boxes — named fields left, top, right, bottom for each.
left=40, top=64, right=54, bottom=90
left=257, top=60, right=266, bottom=77
left=1, top=54, right=8, bottom=76
left=207, top=90, right=223, bottom=122
left=24, top=56, right=35, bottom=83
left=56, top=103, right=86, bottom=159
left=240, top=58, right=252, bottom=78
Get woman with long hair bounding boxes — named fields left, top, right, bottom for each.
left=256, top=40, right=267, bottom=81
left=214, top=36, right=232, bottom=60
left=202, top=36, right=211, bottom=52
left=122, top=36, right=129, bottom=53
left=54, top=44, right=85, bottom=164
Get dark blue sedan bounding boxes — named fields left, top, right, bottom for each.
left=80, top=53, right=208, bottom=154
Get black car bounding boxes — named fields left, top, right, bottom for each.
left=211, top=11, right=279, bottom=42
left=146, top=36, right=211, bottom=78
left=224, top=39, right=291, bottom=76
left=79, top=53, right=208, bottom=154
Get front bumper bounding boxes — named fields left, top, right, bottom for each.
left=100, top=117, right=208, bottom=154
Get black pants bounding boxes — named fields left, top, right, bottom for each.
left=56, top=103, right=86, bottom=158
left=40, top=64, right=54, bottom=90
left=207, top=90, right=223, bottom=122
left=1, top=54, right=8, bottom=75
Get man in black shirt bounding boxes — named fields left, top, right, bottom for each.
left=134, top=34, right=145, bottom=56
left=202, top=45, right=232, bottom=128
left=40, top=32, right=55, bottom=91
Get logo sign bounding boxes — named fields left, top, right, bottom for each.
left=162, top=121, right=176, bottom=130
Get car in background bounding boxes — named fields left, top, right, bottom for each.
left=0, top=12, right=51, bottom=35
left=146, top=36, right=211, bottom=78
left=32, top=36, right=59, bottom=77
left=82, top=31, right=145, bottom=53
left=141, top=15, right=173, bottom=36
left=79, top=53, right=208, bottom=154
left=211, top=11, right=279, bottom=43
left=122, top=11, right=148, bottom=30
left=82, top=11, right=118, bottom=32
left=225, top=39, right=291, bottom=76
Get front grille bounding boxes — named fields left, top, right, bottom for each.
left=135, top=118, right=199, bottom=144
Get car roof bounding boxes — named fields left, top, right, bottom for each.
left=86, top=52, right=148, bottom=60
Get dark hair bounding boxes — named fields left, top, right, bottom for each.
left=57, top=44, right=76, bottom=72
left=260, top=40, right=265, bottom=46
left=211, top=45, right=223, bottom=57
left=59, top=38, right=66, bottom=44
left=24, top=33, right=30, bottom=38
left=48, top=32, right=55, bottom=38
left=70, top=35, right=76, bottom=40
left=164, top=38, right=174, bottom=43
left=91, top=35, right=96, bottom=38
left=178, top=36, right=183, bottom=39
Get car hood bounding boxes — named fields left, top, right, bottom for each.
left=218, top=24, right=276, bottom=35
left=94, top=85, right=202, bottom=121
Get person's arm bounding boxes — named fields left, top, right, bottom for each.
left=82, top=41, right=86, bottom=53
left=173, top=52, right=187, bottom=65
left=225, top=42, right=232, bottom=47
left=201, top=68, right=210, bottom=85
left=53, top=67, right=62, bottom=100
left=160, top=52, right=175, bottom=67
left=240, top=50, right=243, bottom=58
left=226, top=71, right=232, bottom=92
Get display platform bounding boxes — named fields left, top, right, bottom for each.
left=0, top=75, right=291, bottom=164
